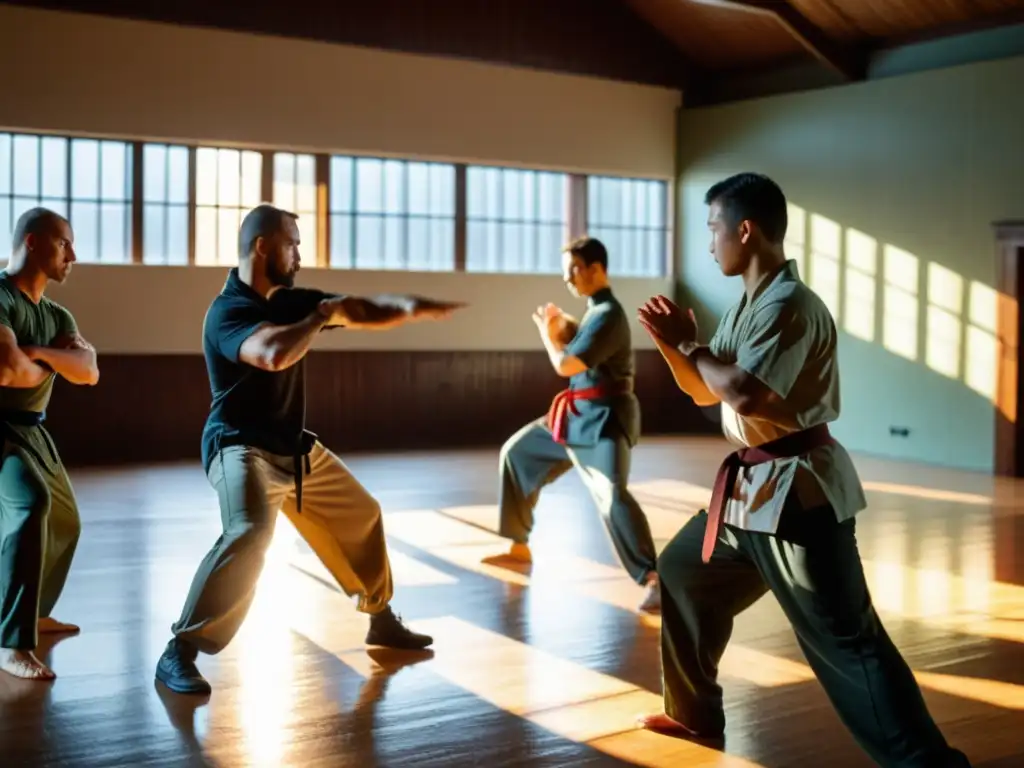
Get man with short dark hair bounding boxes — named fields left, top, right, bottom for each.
left=636, top=173, right=970, bottom=766
left=156, top=203, right=466, bottom=696
left=487, top=235, right=660, bottom=613
left=0, top=207, right=98, bottom=681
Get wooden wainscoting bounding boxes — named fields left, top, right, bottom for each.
left=43, top=350, right=719, bottom=467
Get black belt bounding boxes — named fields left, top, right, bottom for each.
left=216, top=429, right=317, bottom=512
left=0, top=409, right=45, bottom=426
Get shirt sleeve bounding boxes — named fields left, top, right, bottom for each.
left=0, top=288, right=15, bottom=331
left=212, top=300, right=269, bottom=364
left=267, top=287, right=340, bottom=326
left=563, top=306, right=626, bottom=368
left=733, top=299, right=812, bottom=400
left=53, top=305, right=79, bottom=338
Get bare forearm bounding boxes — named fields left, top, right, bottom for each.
left=689, top=348, right=795, bottom=425
left=30, top=347, right=99, bottom=385
left=263, top=313, right=329, bottom=370
left=0, top=355, right=50, bottom=388
left=650, top=337, right=718, bottom=405
left=332, top=294, right=418, bottom=330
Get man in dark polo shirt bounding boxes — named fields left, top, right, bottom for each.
left=486, top=236, right=660, bottom=614
left=156, top=203, right=464, bottom=696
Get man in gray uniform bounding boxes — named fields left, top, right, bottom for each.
left=636, top=173, right=970, bottom=767
left=488, top=236, right=660, bottom=613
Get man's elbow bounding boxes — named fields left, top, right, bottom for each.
left=555, top=356, right=588, bottom=377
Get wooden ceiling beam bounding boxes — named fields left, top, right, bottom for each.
left=686, top=0, right=867, bottom=81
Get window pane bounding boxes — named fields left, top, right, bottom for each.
left=330, top=157, right=353, bottom=213
left=408, top=163, right=430, bottom=216
left=430, top=164, right=454, bottom=217
left=0, top=204, right=8, bottom=248
left=384, top=160, right=403, bottom=214
left=0, top=133, right=10, bottom=196
left=356, top=159, right=383, bottom=214
left=41, top=137, right=67, bottom=199
left=143, top=203, right=166, bottom=264
left=70, top=201, right=98, bottom=262
left=167, top=146, right=189, bottom=204
left=273, top=152, right=296, bottom=210
left=383, top=216, right=402, bottom=269
left=217, top=150, right=240, bottom=207
left=71, top=140, right=99, bottom=199
left=430, top=219, right=454, bottom=271
left=241, top=151, right=262, bottom=208
left=355, top=216, right=382, bottom=268
left=466, top=167, right=486, bottom=219
left=295, top=154, right=316, bottom=213
left=13, top=135, right=39, bottom=196
left=100, top=202, right=129, bottom=263
left=408, top=218, right=428, bottom=270
left=330, top=213, right=353, bottom=267
left=195, top=207, right=217, bottom=266
left=296, top=212, right=316, bottom=265
left=503, top=170, right=524, bottom=220
left=166, top=205, right=189, bottom=265
left=42, top=198, right=68, bottom=219
left=218, top=207, right=239, bottom=265
left=144, top=145, right=168, bottom=203
left=101, top=141, right=128, bottom=200
left=196, top=148, right=217, bottom=206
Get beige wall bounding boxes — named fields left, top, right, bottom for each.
left=0, top=5, right=680, bottom=353
left=0, top=5, right=679, bottom=177
left=677, top=55, right=1024, bottom=472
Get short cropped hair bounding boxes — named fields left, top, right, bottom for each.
left=238, top=204, right=298, bottom=260
left=704, top=173, right=788, bottom=244
left=564, top=235, right=608, bottom=271
left=11, top=207, right=67, bottom=253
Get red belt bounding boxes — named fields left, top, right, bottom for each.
left=546, top=381, right=630, bottom=444
left=702, top=423, right=835, bottom=563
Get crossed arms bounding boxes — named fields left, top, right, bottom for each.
left=0, top=324, right=99, bottom=388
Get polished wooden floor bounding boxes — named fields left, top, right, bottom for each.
left=1, top=436, right=1022, bottom=767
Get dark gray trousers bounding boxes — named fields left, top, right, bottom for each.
left=657, top=501, right=971, bottom=767
left=497, top=419, right=657, bottom=584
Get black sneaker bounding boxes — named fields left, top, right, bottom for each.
left=155, top=638, right=212, bottom=695
left=365, top=606, right=433, bottom=650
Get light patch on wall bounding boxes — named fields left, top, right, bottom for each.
left=809, top=213, right=841, bottom=319
left=843, top=228, right=878, bottom=342
left=882, top=244, right=920, bottom=361
left=965, top=280, right=1008, bottom=416
left=784, top=202, right=806, bottom=279
left=925, top=262, right=964, bottom=379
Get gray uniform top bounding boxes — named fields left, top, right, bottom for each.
left=561, top=287, right=641, bottom=448
left=708, top=259, right=866, bottom=533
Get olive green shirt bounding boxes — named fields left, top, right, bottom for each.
left=708, top=260, right=866, bottom=533
left=0, top=270, right=77, bottom=415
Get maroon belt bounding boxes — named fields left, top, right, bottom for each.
left=702, top=423, right=836, bottom=563
left=546, top=380, right=630, bottom=444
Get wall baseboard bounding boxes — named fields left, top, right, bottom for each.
left=44, top=349, right=719, bottom=467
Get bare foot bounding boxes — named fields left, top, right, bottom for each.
left=637, top=712, right=698, bottom=736
left=0, top=649, right=56, bottom=680
left=638, top=576, right=661, bottom=614
left=481, top=542, right=533, bottom=571
left=38, top=617, right=80, bottom=634
left=637, top=712, right=724, bottom=746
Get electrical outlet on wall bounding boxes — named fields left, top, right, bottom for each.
left=889, top=426, right=910, bottom=438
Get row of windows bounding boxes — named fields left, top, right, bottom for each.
left=1, top=132, right=670, bottom=277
